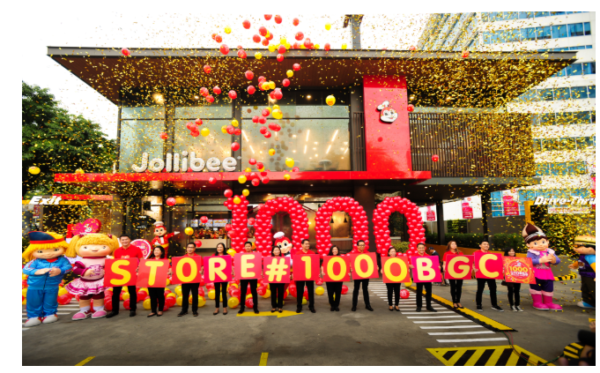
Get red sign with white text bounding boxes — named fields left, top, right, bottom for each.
left=474, top=252, right=504, bottom=280
left=137, top=259, right=169, bottom=288
left=292, top=254, right=321, bottom=281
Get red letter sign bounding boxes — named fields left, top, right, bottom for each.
left=292, top=254, right=320, bottom=281
left=204, top=256, right=232, bottom=283
left=234, top=253, right=263, bottom=280
left=322, top=256, right=350, bottom=282
left=350, top=253, right=379, bottom=280
left=411, top=256, right=442, bottom=283
left=171, top=256, right=203, bottom=284
left=444, top=255, right=474, bottom=280
left=263, top=257, right=291, bottom=283
left=381, top=256, right=410, bottom=283
left=474, top=252, right=503, bottom=279
left=137, top=259, right=169, bottom=288
left=104, top=258, right=138, bottom=287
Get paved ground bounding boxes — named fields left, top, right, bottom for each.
left=22, top=275, right=594, bottom=366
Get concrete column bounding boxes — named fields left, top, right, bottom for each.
left=354, top=184, right=376, bottom=253
left=436, top=201, right=445, bottom=245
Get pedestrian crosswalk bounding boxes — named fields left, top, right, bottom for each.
left=368, top=282, right=507, bottom=345
left=22, top=299, right=80, bottom=331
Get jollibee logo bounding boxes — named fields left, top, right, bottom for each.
left=377, top=101, right=398, bottom=123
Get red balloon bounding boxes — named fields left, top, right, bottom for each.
left=247, top=85, right=256, bottom=95
left=252, top=116, right=259, bottom=123
left=341, top=285, right=349, bottom=295
left=166, top=296, right=176, bottom=307
left=259, top=126, right=268, bottom=135
left=225, top=223, right=232, bottom=231
left=400, top=289, right=410, bottom=299
left=195, top=118, right=203, bottom=126
left=258, top=76, right=266, bottom=83
left=231, top=142, right=240, bottom=151
left=234, top=128, right=241, bottom=136
left=123, top=298, right=131, bottom=310
left=262, top=109, right=270, bottom=117
left=159, top=132, right=168, bottom=140
left=224, top=189, right=233, bottom=198
left=257, top=162, right=264, bottom=169
left=242, top=20, right=251, bottom=29
left=277, top=54, right=284, bottom=62
left=121, top=48, right=131, bottom=57
left=245, top=298, right=254, bottom=308
left=293, top=18, right=300, bottom=26
left=295, top=32, right=304, bottom=41
left=215, top=35, right=222, bottom=43
left=199, top=87, right=209, bottom=96
left=190, top=130, right=200, bottom=137
left=211, top=33, right=217, bottom=40
left=226, top=125, right=235, bottom=134
left=203, top=65, right=212, bottom=74
left=245, top=70, right=254, bottom=80
left=186, top=121, right=196, bottom=129
left=432, top=154, right=439, bottom=162
left=324, top=43, right=331, bottom=51
left=252, top=34, right=261, bottom=43
left=274, top=15, right=282, bottom=24
left=200, top=216, right=209, bottom=224
left=166, top=197, right=176, bottom=206
left=264, top=15, right=272, bottom=21
left=407, top=104, right=415, bottom=112
left=212, top=86, right=221, bottom=95
left=259, top=26, right=267, bottom=36
left=237, top=49, right=247, bottom=59
left=228, top=90, right=237, bottom=100
left=195, top=240, right=202, bottom=247
left=273, top=90, right=283, bottom=100
left=277, top=45, right=286, bottom=54
left=282, top=78, right=290, bottom=87
left=206, top=95, right=215, bottom=103
left=293, top=63, right=301, bottom=71
left=220, top=44, right=229, bottom=55
left=252, top=179, right=260, bottom=187
left=268, top=123, right=281, bottom=132
left=261, top=39, right=269, bottom=47
left=264, top=131, right=272, bottom=138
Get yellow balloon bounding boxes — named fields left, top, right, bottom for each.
left=198, top=296, right=206, bottom=307
left=175, top=285, right=182, bottom=296
left=246, top=294, right=253, bottom=300
left=221, top=125, right=228, bottom=134
left=122, top=287, right=129, bottom=293
left=176, top=296, right=183, bottom=306
left=22, top=274, right=28, bottom=281
left=233, top=196, right=241, bottom=204
left=265, top=30, right=270, bottom=38
left=273, top=104, right=280, bottom=110
left=141, top=288, right=148, bottom=293
left=314, top=44, right=320, bottom=50
left=245, top=167, right=252, bottom=173
left=268, top=44, right=276, bottom=53
left=201, top=128, right=210, bottom=137
left=166, top=293, right=176, bottom=299
left=268, top=149, right=276, bottom=156
left=326, top=95, right=336, bottom=106
left=300, top=44, right=306, bottom=49
left=166, top=278, right=170, bottom=286
left=75, top=168, right=84, bottom=174
left=255, top=52, right=263, bottom=60
left=58, top=287, right=68, bottom=296
left=285, top=158, right=295, bottom=167
left=280, top=37, right=287, bottom=45
left=284, top=174, right=291, bottom=181
left=227, top=249, right=236, bottom=257
left=272, top=109, right=283, bottom=120
left=231, top=119, right=239, bottom=127
left=342, top=43, right=348, bottom=50
left=22, top=298, right=27, bottom=305
left=315, top=286, right=325, bottom=296
left=269, top=81, right=276, bottom=90
left=302, top=297, right=308, bottom=305
left=406, top=278, right=413, bottom=287
left=22, top=288, right=27, bottom=297
left=242, top=189, right=250, bottom=197
left=224, top=26, right=232, bottom=34
left=285, top=43, right=291, bottom=50
left=325, top=23, right=331, bottom=30
left=122, top=292, right=130, bottom=301
left=208, top=289, right=216, bottom=300
left=263, top=107, right=271, bottom=115
left=238, top=175, right=247, bottom=184
left=185, top=227, right=194, bottom=236
left=286, top=70, right=294, bottom=78
left=143, top=298, right=152, bottom=310
left=228, top=297, right=240, bottom=308
left=262, top=289, right=271, bottom=299
left=28, top=166, right=40, bottom=175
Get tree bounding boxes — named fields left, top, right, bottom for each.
left=22, top=82, right=116, bottom=198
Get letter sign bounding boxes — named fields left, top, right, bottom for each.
left=350, top=253, right=379, bottom=280
left=474, top=252, right=503, bottom=279
left=381, top=256, right=410, bottom=283
left=137, top=259, right=169, bottom=288
left=322, top=256, right=350, bottom=282
left=292, top=254, right=320, bottom=281
left=104, top=258, right=138, bottom=287
left=204, top=255, right=232, bottom=283
left=263, top=257, right=291, bottom=283
left=411, top=256, right=442, bottom=283
left=171, top=256, right=203, bottom=284
left=444, top=255, right=474, bottom=280
left=234, top=253, right=263, bottom=280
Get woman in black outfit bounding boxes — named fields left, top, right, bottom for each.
left=386, top=247, right=401, bottom=312
left=443, top=240, right=464, bottom=309
left=213, top=243, right=228, bottom=315
left=502, top=248, right=523, bottom=312
left=147, top=246, right=170, bottom=317
left=238, top=241, right=260, bottom=314
left=323, top=246, right=344, bottom=312
left=269, top=246, right=285, bottom=313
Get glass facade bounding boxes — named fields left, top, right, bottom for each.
left=483, top=22, right=592, bottom=44
left=119, top=107, right=165, bottom=172
left=517, top=86, right=596, bottom=102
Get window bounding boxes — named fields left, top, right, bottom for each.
left=569, top=46, right=586, bottom=50
left=519, top=11, right=534, bottom=19
left=540, top=113, right=556, bottom=125
left=504, top=12, right=518, bottom=20
left=554, top=87, right=571, bottom=100
left=533, top=139, right=542, bottom=152
left=483, top=32, right=492, bottom=44
left=540, top=89, right=554, bottom=101
left=118, top=107, right=166, bottom=172
left=536, top=163, right=550, bottom=176
left=535, top=11, right=549, bottom=17
left=550, top=12, right=566, bottom=16
left=553, top=67, right=567, bottom=77
left=552, top=25, right=568, bottom=38
left=571, top=87, right=588, bottom=99
left=536, top=26, right=552, bottom=40
left=521, top=28, right=536, bottom=41
left=481, top=12, right=490, bottom=22
left=583, top=62, right=596, bottom=75
left=559, top=138, right=577, bottom=151
left=584, top=22, right=591, bottom=35
left=576, top=137, right=595, bottom=149
left=569, top=23, right=585, bottom=37
left=568, top=161, right=587, bottom=174
left=588, top=86, right=595, bottom=98
left=567, top=63, right=582, bottom=76
left=504, top=29, right=521, bottom=42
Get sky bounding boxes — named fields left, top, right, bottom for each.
left=20, top=10, right=429, bottom=139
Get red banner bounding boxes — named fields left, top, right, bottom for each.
left=350, top=253, right=379, bottom=280
left=411, top=256, right=442, bottom=283
left=503, top=257, right=536, bottom=284
left=263, top=257, right=291, bottom=284
left=322, top=256, right=350, bottom=282
left=234, top=253, right=263, bottom=280
left=381, top=256, right=411, bottom=283
left=203, top=256, right=232, bottom=283
left=292, top=254, right=321, bottom=281
left=171, top=256, right=203, bottom=285
left=444, top=255, right=474, bottom=280
left=137, top=259, right=170, bottom=288
left=104, top=258, right=138, bottom=287
left=474, top=252, right=504, bottom=279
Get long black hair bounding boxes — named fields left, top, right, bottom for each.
left=272, top=245, right=282, bottom=257
left=503, top=247, right=516, bottom=257
left=214, top=242, right=227, bottom=256
left=329, top=245, right=340, bottom=256
left=149, top=245, right=166, bottom=259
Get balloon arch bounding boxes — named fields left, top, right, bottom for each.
left=225, top=195, right=425, bottom=257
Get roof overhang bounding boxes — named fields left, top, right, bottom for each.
left=48, top=46, right=576, bottom=108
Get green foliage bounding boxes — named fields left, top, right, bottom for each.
left=22, top=236, right=30, bottom=253
left=391, top=241, right=409, bottom=253
left=531, top=205, right=596, bottom=256
left=22, top=82, right=116, bottom=198
left=389, top=211, right=405, bottom=236
left=491, top=233, right=527, bottom=253
left=447, top=219, right=467, bottom=233
left=426, top=231, right=439, bottom=244
left=445, top=233, right=485, bottom=248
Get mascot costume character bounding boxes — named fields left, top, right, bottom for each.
left=569, top=235, right=595, bottom=309
left=151, top=221, right=179, bottom=257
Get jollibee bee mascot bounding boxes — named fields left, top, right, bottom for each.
left=22, top=231, right=72, bottom=327
left=65, top=233, right=119, bottom=320
left=150, top=221, right=179, bottom=258
left=523, top=223, right=562, bottom=311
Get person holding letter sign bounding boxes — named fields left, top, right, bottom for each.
left=410, top=243, right=437, bottom=312
left=238, top=242, right=260, bottom=315
left=107, top=234, right=144, bottom=319
left=269, top=246, right=287, bottom=313
left=210, top=243, right=228, bottom=316
left=323, top=246, right=345, bottom=312
left=177, top=243, right=202, bottom=317
left=145, top=246, right=171, bottom=317
left=295, top=239, right=317, bottom=313
left=385, top=247, right=402, bottom=312
left=351, top=240, right=374, bottom=312
left=502, top=248, right=523, bottom=311
left=474, top=241, right=503, bottom=312
left=443, top=240, right=465, bottom=309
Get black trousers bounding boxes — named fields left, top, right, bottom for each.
left=296, top=281, right=315, bottom=308
left=449, top=279, right=463, bottom=303
left=111, top=285, right=137, bottom=313
left=416, top=282, right=432, bottom=308
left=476, top=279, right=498, bottom=307
left=581, top=276, right=595, bottom=306
left=181, top=283, right=200, bottom=312
left=386, top=283, right=400, bottom=306
left=507, top=283, right=521, bottom=307
left=326, top=282, right=343, bottom=308
left=240, top=279, right=258, bottom=310
left=148, top=287, right=165, bottom=313
left=270, top=283, right=285, bottom=308
left=352, top=279, right=370, bottom=307
left=213, top=282, right=228, bottom=308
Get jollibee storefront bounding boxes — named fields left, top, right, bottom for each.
left=50, top=45, right=573, bottom=256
